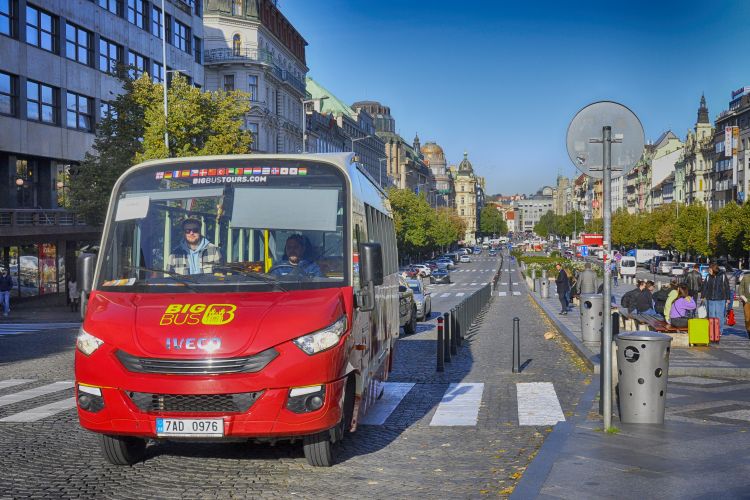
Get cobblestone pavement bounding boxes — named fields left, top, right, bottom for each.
left=0, top=255, right=590, bottom=498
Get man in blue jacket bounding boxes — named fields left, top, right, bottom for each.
left=0, top=268, right=13, bottom=317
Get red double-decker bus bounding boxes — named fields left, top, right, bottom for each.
left=74, top=153, right=399, bottom=466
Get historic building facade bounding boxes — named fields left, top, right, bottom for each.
left=676, top=95, right=714, bottom=206
left=454, top=152, right=480, bottom=243
left=420, top=141, right=454, bottom=208
left=203, top=0, right=307, bottom=154
left=713, top=89, right=750, bottom=208
left=0, top=0, right=204, bottom=300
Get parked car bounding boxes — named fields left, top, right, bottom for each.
left=473, top=247, right=482, bottom=255
left=460, top=254, right=471, bottom=263
left=412, top=264, right=431, bottom=277
left=398, top=276, right=417, bottom=335
left=407, top=278, right=432, bottom=321
left=488, top=249, right=498, bottom=257
left=650, top=255, right=669, bottom=274
left=658, top=260, right=677, bottom=275
left=436, top=258, right=455, bottom=270
left=399, top=266, right=419, bottom=279
left=430, top=269, right=451, bottom=284
left=670, top=264, right=685, bottom=277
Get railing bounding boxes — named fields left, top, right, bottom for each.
left=204, top=48, right=307, bottom=95
left=0, top=209, right=88, bottom=227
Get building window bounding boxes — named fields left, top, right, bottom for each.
left=1, top=0, right=16, bottom=38
left=232, top=33, right=241, bottom=55
left=0, top=71, right=17, bottom=116
left=232, top=0, right=242, bottom=16
left=248, top=75, right=258, bottom=101
left=151, top=6, right=162, bottom=39
left=151, top=61, right=163, bottom=83
left=165, top=13, right=171, bottom=43
left=65, top=22, right=92, bottom=65
left=126, top=0, right=144, bottom=28
left=26, top=80, right=57, bottom=124
left=460, top=209, right=465, bottom=216
left=247, top=122, right=258, bottom=147
left=66, top=91, right=92, bottom=131
left=98, top=37, right=122, bottom=74
left=127, top=50, right=147, bottom=78
left=193, top=36, right=201, bottom=64
left=173, top=19, right=189, bottom=52
left=98, top=0, right=123, bottom=17
left=224, top=74, right=234, bottom=91
left=26, top=4, right=56, bottom=53
left=100, top=101, right=116, bottom=120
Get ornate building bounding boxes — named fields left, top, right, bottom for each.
left=454, top=152, right=479, bottom=243
left=203, top=0, right=308, bottom=153
left=677, top=95, right=714, bottom=206
left=420, top=141, right=454, bottom=208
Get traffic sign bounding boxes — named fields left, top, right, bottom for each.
left=580, top=245, right=589, bottom=257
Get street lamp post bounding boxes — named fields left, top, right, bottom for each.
left=161, top=0, right=168, bottom=154
left=705, top=191, right=711, bottom=247
left=350, top=135, right=371, bottom=153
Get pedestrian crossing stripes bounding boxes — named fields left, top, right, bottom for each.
left=439, top=293, right=451, bottom=298
left=0, top=323, right=80, bottom=336
left=498, top=292, right=507, bottom=297
left=0, top=379, right=564, bottom=428
left=430, top=383, right=484, bottom=426
left=496, top=291, right=523, bottom=297
left=516, top=382, right=565, bottom=426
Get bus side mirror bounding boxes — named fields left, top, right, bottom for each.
left=360, top=243, right=384, bottom=286
left=78, top=253, right=96, bottom=318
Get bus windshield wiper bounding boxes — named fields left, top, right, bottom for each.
left=219, top=263, right=289, bottom=292
left=122, top=265, right=199, bottom=292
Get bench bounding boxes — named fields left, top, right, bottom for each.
left=631, top=313, right=687, bottom=332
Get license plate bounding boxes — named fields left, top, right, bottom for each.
left=156, top=418, right=224, bottom=437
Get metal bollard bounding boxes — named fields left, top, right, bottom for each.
left=512, top=317, right=521, bottom=373
left=443, top=312, right=451, bottom=363
left=437, top=316, right=444, bottom=372
left=450, top=307, right=458, bottom=354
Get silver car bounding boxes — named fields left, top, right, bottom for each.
left=658, top=261, right=677, bottom=275
left=407, top=279, right=432, bottom=321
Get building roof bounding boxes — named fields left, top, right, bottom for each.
left=457, top=152, right=473, bottom=175
left=305, top=77, right=355, bottom=119
left=421, top=141, right=444, bottom=156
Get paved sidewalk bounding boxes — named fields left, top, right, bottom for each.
left=529, top=279, right=750, bottom=377
left=513, top=264, right=750, bottom=499
left=0, top=301, right=81, bottom=324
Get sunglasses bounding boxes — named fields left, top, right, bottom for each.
left=184, top=227, right=201, bottom=234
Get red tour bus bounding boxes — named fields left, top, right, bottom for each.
left=75, top=153, right=400, bottom=466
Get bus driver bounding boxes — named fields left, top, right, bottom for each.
left=167, top=218, right=223, bottom=275
left=271, top=234, right=323, bottom=278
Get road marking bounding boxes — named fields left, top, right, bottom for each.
left=439, top=293, right=451, bottom=298
left=430, top=382, right=484, bottom=426
left=0, top=397, right=77, bottom=422
left=0, top=381, right=74, bottom=407
left=498, top=292, right=507, bottom=297
left=470, top=283, right=477, bottom=286
left=512, top=282, right=518, bottom=285
left=0, top=323, right=81, bottom=336
left=513, top=291, right=522, bottom=296
left=501, top=282, right=508, bottom=285
left=0, top=379, right=35, bottom=391
left=360, top=382, right=415, bottom=425
left=456, top=292, right=465, bottom=297
left=516, top=382, right=565, bottom=426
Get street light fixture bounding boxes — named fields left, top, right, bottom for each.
left=350, top=134, right=371, bottom=152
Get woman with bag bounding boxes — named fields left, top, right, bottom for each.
left=669, top=284, right=697, bottom=328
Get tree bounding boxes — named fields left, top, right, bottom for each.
left=479, top=204, right=508, bottom=236
left=387, top=188, right=437, bottom=258
left=672, top=203, right=710, bottom=257
left=69, top=74, right=252, bottom=225
left=434, top=208, right=466, bottom=252
left=534, top=210, right=558, bottom=238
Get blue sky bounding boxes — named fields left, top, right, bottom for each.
left=281, top=0, right=750, bottom=195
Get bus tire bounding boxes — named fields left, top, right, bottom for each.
left=100, top=434, right=146, bottom=465
left=303, top=431, right=334, bottom=467
left=404, top=307, right=417, bottom=335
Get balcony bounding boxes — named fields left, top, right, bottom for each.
left=0, top=209, right=99, bottom=240
left=204, top=48, right=307, bottom=95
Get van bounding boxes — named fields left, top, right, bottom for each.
left=619, top=256, right=637, bottom=277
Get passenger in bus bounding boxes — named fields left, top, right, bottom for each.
left=167, top=218, right=223, bottom=275
left=270, top=234, right=323, bottom=278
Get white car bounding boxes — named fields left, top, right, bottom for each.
left=658, top=261, right=677, bottom=275
left=671, top=264, right=685, bottom=277
left=413, top=264, right=431, bottom=277
left=459, top=254, right=471, bottom=263
left=618, top=256, right=637, bottom=277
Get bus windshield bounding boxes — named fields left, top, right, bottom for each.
left=97, top=159, right=347, bottom=293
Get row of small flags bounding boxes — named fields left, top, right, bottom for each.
left=156, top=167, right=308, bottom=179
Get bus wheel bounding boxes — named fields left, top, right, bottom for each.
left=100, top=434, right=146, bottom=465
left=303, top=431, right=334, bottom=467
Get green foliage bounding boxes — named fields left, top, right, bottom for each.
left=533, top=210, right=557, bottom=238
left=479, top=204, right=508, bottom=235
left=535, top=210, right=584, bottom=238
left=68, top=74, right=252, bottom=225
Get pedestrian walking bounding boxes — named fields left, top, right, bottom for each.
left=736, top=271, right=750, bottom=339
left=611, top=260, right=619, bottom=287
left=555, top=263, right=570, bottom=315
left=68, top=275, right=80, bottom=313
left=0, top=268, right=12, bottom=317
left=685, top=263, right=703, bottom=302
left=576, top=262, right=597, bottom=295
left=701, top=263, right=731, bottom=334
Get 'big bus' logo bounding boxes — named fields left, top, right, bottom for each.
left=159, top=304, right=236, bottom=326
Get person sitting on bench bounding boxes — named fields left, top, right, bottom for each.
left=669, top=284, right=697, bottom=329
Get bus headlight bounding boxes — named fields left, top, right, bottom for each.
left=76, top=328, right=104, bottom=356
left=293, top=316, right=347, bottom=355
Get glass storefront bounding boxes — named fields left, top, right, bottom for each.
left=0, top=242, right=91, bottom=298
